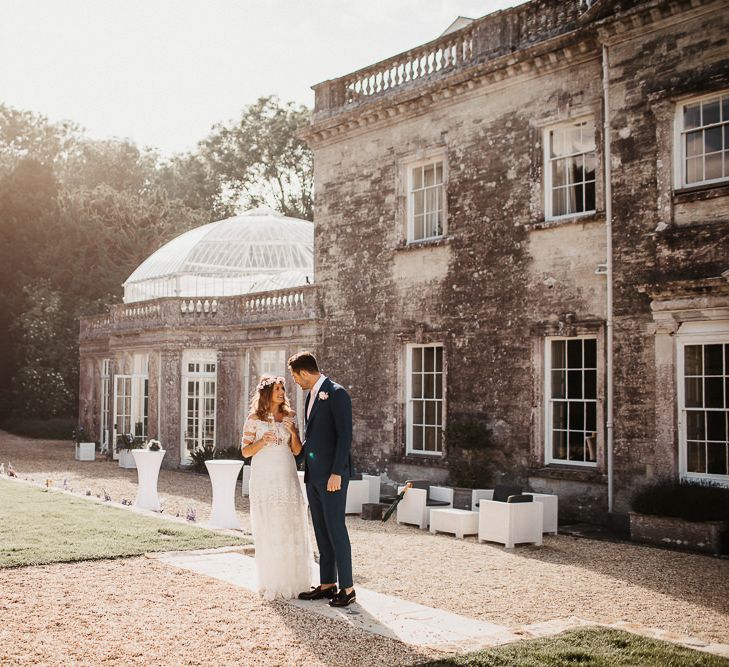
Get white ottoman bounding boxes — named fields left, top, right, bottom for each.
left=429, top=508, right=479, bottom=539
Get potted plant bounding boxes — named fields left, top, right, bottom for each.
left=629, top=480, right=729, bottom=555
left=116, top=433, right=144, bottom=469
left=73, top=425, right=96, bottom=462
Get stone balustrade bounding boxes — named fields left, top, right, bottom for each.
left=79, top=285, right=317, bottom=339
left=311, top=1, right=587, bottom=120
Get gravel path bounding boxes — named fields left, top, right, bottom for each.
left=2, top=432, right=729, bottom=665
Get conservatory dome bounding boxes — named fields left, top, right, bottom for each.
left=122, top=207, right=314, bottom=303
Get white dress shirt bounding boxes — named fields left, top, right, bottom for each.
left=306, top=374, right=327, bottom=420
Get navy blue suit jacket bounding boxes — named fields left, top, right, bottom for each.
left=301, top=377, right=353, bottom=484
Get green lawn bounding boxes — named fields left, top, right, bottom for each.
left=417, top=627, right=729, bottom=667
left=0, top=479, right=248, bottom=568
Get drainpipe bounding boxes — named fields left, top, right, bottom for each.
left=602, top=43, right=615, bottom=514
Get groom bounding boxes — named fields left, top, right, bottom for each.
left=288, top=351, right=356, bottom=607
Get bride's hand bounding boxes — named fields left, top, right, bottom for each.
left=282, top=416, right=298, bottom=434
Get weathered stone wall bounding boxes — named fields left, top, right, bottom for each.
left=308, top=0, right=729, bottom=522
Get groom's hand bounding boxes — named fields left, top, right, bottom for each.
left=326, top=474, right=342, bottom=492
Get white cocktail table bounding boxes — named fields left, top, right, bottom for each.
left=429, top=508, right=479, bottom=539
left=206, top=460, right=244, bottom=529
left=131, top=449, right=166, bottom=511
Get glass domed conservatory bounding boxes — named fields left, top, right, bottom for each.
left=123, top=208, right=314, bottom=303
left=78, top=208, right=318, bottom=468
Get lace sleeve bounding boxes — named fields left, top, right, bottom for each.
left=241, top=417, right=257, bottom=447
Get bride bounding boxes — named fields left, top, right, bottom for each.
left=241, top=375, right=312, bottom=600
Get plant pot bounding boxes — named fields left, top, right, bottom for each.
left=118, top=449, right=137, bottom=469
left=74, top=442, right=96, bottom=461
left=629, top=512, right=727, bottom=555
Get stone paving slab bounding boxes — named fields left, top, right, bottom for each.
left=151, top=549, right=523, bottom=652
left=151, top=548, right=729, bottom=659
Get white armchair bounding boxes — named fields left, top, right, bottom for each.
left=361, top=473, right=381, bottom=504
left=471, top=489, right=494, bottom=510
left=345, top=479, right=370, bottom=514
left=396, top=484, right=454, bottom=530
left=525, top=493, right=558, bottom=534
left=478, top=497, right=543, bottom=549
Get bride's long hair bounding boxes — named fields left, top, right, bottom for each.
left=250, top=375, right=292, bottom=420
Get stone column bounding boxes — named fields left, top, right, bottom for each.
left=158, top=348, right=182, bottom=468
left=651, top=314, right=678, bottom=480
left=215, top=349, right=241, bottom=451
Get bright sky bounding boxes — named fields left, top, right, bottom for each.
left=2, top=0, right=528, bottom=157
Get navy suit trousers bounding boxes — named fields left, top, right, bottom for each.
left=306, top=478, right=352, bottom=589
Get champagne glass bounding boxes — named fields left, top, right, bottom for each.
left=267, top=412, right=278, bottom=446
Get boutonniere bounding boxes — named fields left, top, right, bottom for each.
left=318, top=391, right=329, bottom=401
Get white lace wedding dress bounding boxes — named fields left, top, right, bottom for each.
left=242, top=416, right=312, bottom=600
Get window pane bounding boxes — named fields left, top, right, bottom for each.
left=553, top=402, right=567, bottom=429
left=725, top=125, right=729, bottom=150
left=683, top=103, right=701, bottom=130
left=549, top=128, right=564, bottom=158
left=569, top=401, right=584, bottom=430
left=705, top=377, right=723, bottom=408
left=434, top=374, right=443, bottom=399
left=569, top=431, right=585, bottom=461
left=412, top=166, right=422, bottom=190
left=552, top=340, right=566, bottom=368
left=424, top=164, right=435, bottom=187
left=435, top=346, right=443, bottom=372
left=552, top=186, right=567, bottom=217
left=584, top=370, right=597, bottom=399
left=412, top=347, right=423, bottom=372
left=412, top=375, right=422, bottom=399
left=567, top=370, right=583, bottom=398
left=723, top=96, right=729, bottom=122
left=685, top=346, right=702, bottom=375
left=585, top=432, right=597, bottom=462
left=707, top=410, right=727, bottom=442
left=424, top=347, right=435, bottom=372
left=686, top=157, right=702, bottom=184
left=686, top=411, right=705, bottom=441
left=705, top=345, right=723, bottom=375
left=552, top=430, right=567, bottom=459
left=414, top=214, right=425, bottom=240
left=414, top=190, right=424, bottom=215
left=567, top=340, right=582, bottom=368
left=425, top=401, right=436, bottom=426
left=707, top=442, right=728, bottom=475
left=702, top=98, right=720, bottom=125
left=581, top=120, right=596, bottom=151
left=706, top=126, right=722, bottom=153
left=552, top=370, right=566, bottom=399
left=552, top=159, right=568, bottom=188
left=436, top=162, right=443, bottom=184
left=425, top=374, right=435, bottom=398
left=685, top=378, right=703, bottom=407
left=706, top=152, right=722, bottom=181
left=424, top=426, right=436, bottom=451
left=586, top=402, right=596, bottom=431
left=412, top=425, right=424, bottom=450
left=687, top=441, right=705, bottom=473
left=686, top=130, right=703, bottom=157
left=584, top=340, right=597, bottom=369
left=413, top=401, right=423, bottom=424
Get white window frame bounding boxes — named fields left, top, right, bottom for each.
left=406, top=156, right=446, bottom=244
left=676, top=321, right=729, bottom=486
left=405, top=343, right=444, bottom=457
left=544, top=117, right=597, bottom=221
left=181, top=350, right=218, bottom=464
left=100, top=359, right=111, bottom=449
left=544, top=336, right=599, bottom=467
left=673, top=90, right=729, bottom=190
left=112, top=375, right=132, bottom=461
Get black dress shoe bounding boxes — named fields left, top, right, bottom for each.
left=328, top=588, right=356, bottom=607
left=298, top=585, right=337, bottom=601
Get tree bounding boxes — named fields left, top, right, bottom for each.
left=201, top=96, right=313, bottom=220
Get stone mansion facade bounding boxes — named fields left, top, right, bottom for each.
left=79, top=0, right=729, bottom=523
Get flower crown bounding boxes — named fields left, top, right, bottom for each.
left=256, top=376, right=285, bottom=392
